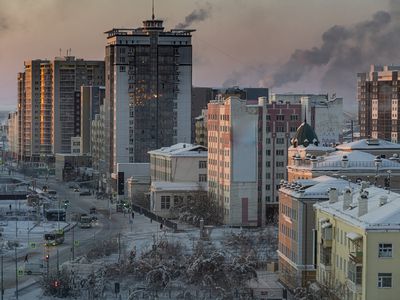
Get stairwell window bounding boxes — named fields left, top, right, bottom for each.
left=379, top=243, right=393, bottom=258
left=161, top=196, right=170, bottom=210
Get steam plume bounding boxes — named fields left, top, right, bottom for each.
left=176, top=3, right=212, bottom=29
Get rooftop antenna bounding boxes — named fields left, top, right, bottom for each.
left=152, top=0, right=155, bottom=20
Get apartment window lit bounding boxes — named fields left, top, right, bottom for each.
left=161, top=196, right=171, bottom=210
left=378, top=273, right=392, bottom=288
left=378, top=243, right=393, bottom=258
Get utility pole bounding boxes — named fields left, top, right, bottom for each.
left=15, top=248, right=18, bottom=300
left=1, top=255, right=3, bottom=300
left=118, top=233, right=121, bottom=262
left=72, top=226, right=75, bottom=261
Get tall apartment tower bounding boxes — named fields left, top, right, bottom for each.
left=17, top=57, right=105, bottom=164
left=104, top=16, right=194, bottom=176
left=52, top=57, right=105, bottom=154
left=358, top=65, right=400, bottom=142
left=80, top=86, right=105, bottom=154
left=207, top=96, right=302, bottom=226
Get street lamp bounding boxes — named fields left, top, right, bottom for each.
left=386, top=170, right=392, bottom=194
left=374, top=155, right=382, bottom=186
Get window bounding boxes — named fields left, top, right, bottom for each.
left=379, top=243, right=393, bottom=258
left=266, top=138, right=271, bottom=144
left=276, top=149, right=284, bottom=156
left=199, top=174, right=207, bottom=182
left=276, top=138, right=285, bottom=144
left=199, top=161, right=207, bottom=168
left=276, top=115, right=285, bottom=121
left=266, top=185, right=271, bottom=191
left=266, top=150, right=271, bottom=156
left=378, top=273, right=392, bottom=288
left=161, top=196, right=170, bottom=210
left=276, top=161, right=284, bottom=167
left=290, top=115, right=299, bottom=121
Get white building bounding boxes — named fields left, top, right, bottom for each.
left=148, top=143, right=208, bottom=218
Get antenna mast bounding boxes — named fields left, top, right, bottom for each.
left=152, top=0, right=155, bottom=20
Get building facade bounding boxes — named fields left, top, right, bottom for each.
left=207, top=96, right=301, bottom=226
left=194, top=109, right=208, bottom=147
left=104, top=17, right=194, bottom=181
left=358, top=65, right=400, bottom=142
left=148, top=143, right=208, bottom=218
left=314, top=184, right=400, bottom=300
left=80, top=86, right=105, bottom=154
left=271, top=93, right=343, bottom=145
left=278, top=176, right=356, bottom=290
left=17, top=57, right=105, bottom=164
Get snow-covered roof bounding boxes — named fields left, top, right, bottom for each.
left=291, top=150, right=400, bottom=171
left=289, top=144, right=335, bottom=151
left=148, top=143, right=207, bottom=157
left=336, top=139, right=400, bottom=150
left=280, top=176, right=357, bottom=199
left=315, top=185, right=400, bottom=230
left=151, top=181, right=207, bottom=192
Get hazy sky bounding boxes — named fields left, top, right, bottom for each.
left=0, top=0, right=395, bottom=112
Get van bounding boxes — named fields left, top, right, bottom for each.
left=25, top=262, right=45, bottom=275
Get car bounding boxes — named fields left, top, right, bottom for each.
left=79, top=191, right=91, bottom=196
left=74, top=188, right=80, bottom=192
left=89, top=207, right=96, bottom=214
left=64, top=200, right=70, bottom=205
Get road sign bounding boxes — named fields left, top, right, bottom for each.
left=30, top=242, right=37, bottom=249
left=74, top=240, right=80, bottom=246
left=18, top=268, right=24, bottom=277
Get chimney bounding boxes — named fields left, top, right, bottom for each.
left=358, top=191, right=368, bottom=217
left=341, top=155, right=349, bottom=168
left=343, top=188, right=352, bottom=210
left=328, top=187, right=338, bottom=203
left=379, top=195, right=388, bottom=207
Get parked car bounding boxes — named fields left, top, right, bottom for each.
left=79, top=191, right=91, bottom=196
left=89, top=207, right=96, bottom=214
left=74, top=188, right=80, bottom=192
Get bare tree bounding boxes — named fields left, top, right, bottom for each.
left=169, top=191, right=221, bottom=226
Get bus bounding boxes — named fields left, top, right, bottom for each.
left=45, top=209, right=66, bottom=221
left=79, top=215, right=92, bottom=229
left=44, top=232, right=65, bottom=246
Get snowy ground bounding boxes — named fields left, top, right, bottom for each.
left=11, top=213, right=280, bottom=299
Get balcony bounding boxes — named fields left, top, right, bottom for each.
left=349, top=251, right=363, bottom=264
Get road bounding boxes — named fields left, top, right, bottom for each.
left=0, top=173, right=130, bottom=294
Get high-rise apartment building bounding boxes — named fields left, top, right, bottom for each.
left=80, top=86, right=105, bottom=154
left=358, top=65, right=400, bottom=142
left=104, top=16, right=194, bottom=177
left=17, top=57, right=105, bottom=164
left=207, top=96, right=301, bottom=226
left=6, top=111, right=18, bottom=159
left=52, top=57, right=104, bottom=154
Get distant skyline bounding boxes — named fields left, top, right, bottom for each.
left=0, top=0, right=395, bottom=112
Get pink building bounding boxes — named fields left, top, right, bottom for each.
left=207, top=96, right=301, bottom=226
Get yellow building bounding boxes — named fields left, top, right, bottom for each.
left=314, top=183, right=400, bottom=300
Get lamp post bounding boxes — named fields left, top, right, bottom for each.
left=374, top=156, right=382, bottom=186
left=386, top=170, right=392, bottom=194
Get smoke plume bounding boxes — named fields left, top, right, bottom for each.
left=175, top=3, right=212, bottom=29
left=265, top=10, right=394, bottom=89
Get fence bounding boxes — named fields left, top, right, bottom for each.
left=131, top=203, right=177, bottom=231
